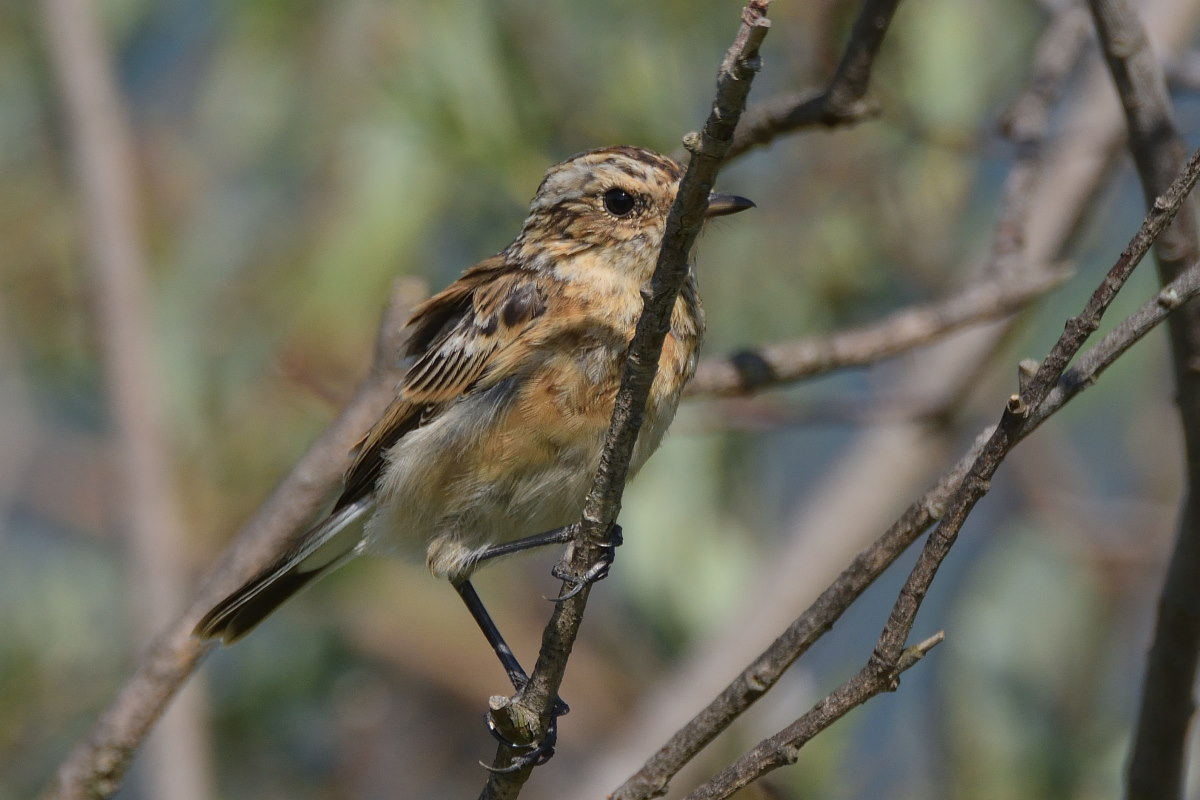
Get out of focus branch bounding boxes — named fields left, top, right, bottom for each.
left=928, top=4, right=1093, bottom=415
left=1085, top=2, right=1200, bottom=798
left=40, top=280, right=422, bottom=800
left=990, top=5, right=1092, bottom=278
left=725, top=0, right=902, bottom=161
left=39, top=1, right=211, bottom=799
left=676, top=146, right=1200, bottom=800
left=688, top=6, right=1091, bottom=402
left=686, top=267, right=1070, bottom=398
left=476, top=3, right=772, bottom=795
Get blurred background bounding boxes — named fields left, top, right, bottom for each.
left=3, top=0, right=1200, bottom=798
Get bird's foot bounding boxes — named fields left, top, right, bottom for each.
left=550, top=524, right=623, bottom=601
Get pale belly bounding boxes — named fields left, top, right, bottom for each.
left=363, top=365, right=683, bottom=580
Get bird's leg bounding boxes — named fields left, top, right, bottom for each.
left=453, top=578, right=567, bottom=769
left=470, top=523, right=578, bottom=564
left=550, top=523, right=623, bottom=601
left=453, top=578, right=537, bottom=693
left=469, top=522, right=625, bottom=602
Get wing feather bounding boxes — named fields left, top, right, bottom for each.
left=335, top=258, right=548, bottom=509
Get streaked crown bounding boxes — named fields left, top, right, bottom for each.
left=519, top=146, right=684, bottom=254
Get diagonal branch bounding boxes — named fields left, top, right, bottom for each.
left=686, top=267, right=1071, bottom=398
left=609, top=11, right=1091, bottom=797
left=39, top=0, right=211, bottom=797
left=1085, top=2, right=1200, bottom=798
left=618, top=253, right=1200, bottom=799
left=682, top=633, right=946, bottom=800
left=676, top=145, right=1200, bottom=800
left=40, top=280, right=422, bottom=800
left=476, top=2, right=772, bottom=795
left=726, top=0, right=903, bottom=162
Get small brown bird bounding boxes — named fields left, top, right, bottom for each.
left=195, top=146, right=752, bottom=683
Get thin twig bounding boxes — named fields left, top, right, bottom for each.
left=38, top=0, right=213, bottom=798
left=686, top=267, right=1070, bottom=397
left=1086, top=2, right=1200, bottom=798
left=681, top=632, right=945, bottom=800
left=1033, top=261, right=1200, bottom=426
left=677, top=145, right=1200, bottom=800
left=40, top=280, right=422, bottom=800
left=616, top=252, right=1200, bottom=799
left=726, top=0, right=903, bottom=161
left=476, top=3, right=772, bottom=795
left=608, top=12, right=1091, bottom=796
left=870, top=144, right=1200, bottom=677
left=609, top=430, right=986, bottom=800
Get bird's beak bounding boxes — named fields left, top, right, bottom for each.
left=705, top=192, right=756, bottom=218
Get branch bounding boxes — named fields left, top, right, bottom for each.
left=610, top=12, right=1091, bottom=798
left=39, top=0, right=211, bottom=797
left=990, top=5, right=1092, bottom=277
left=691, top=5, right=1090, bottom=402
left=862, top=140, right=1200, bottom=773
left=40, top=280, right=422, bottom=800
left=476, top=2, right=772, bottom=794
left=725, top=0, right=902, bottom=161
left=1085, top=2, right=1200, bottom=798
left=685, top=267, right=1070, bottom=397
left=682, top=632, right=945, bottom=800
left=609, top=431, right=985, bottom=800
left=1033, top=258, right=1200, bottom=426
left=613, top=143, right=1200, bottom=800
left=676, top=146, right=1200, bottom=800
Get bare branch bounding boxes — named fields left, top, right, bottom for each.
left=607, top=13, right=1092, bottom=797
left=675, top=144, right=1200, bottom=800
left=38, top=0, right=213, bottom=797
left=476, top=2, right=772, bottom=794
left=40, top=280, right=422, bottom=800
left=610, top=431, right=985, bottom=800
left=686, top=267, right=1070, bottom=397
left=864, top=140, right=1200, bottom=773
left=1035, top=261, right=1200, bottom=426
left=991, top=5, right=1093, bottom=278
left=613, top=139, right=1200, bottom=800
left=1086, top=2, right=1200, bottom=797
left=681, top=632, right=944, bottom=800
left=614, top=252, right=1200, bottom=799
left=726, top=0, right=902, bottom=161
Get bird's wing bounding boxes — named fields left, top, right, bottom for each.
left=336, top=256, right=548, bottom=507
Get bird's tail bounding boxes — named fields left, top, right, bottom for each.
left=194, top=497, right=374, bottom=644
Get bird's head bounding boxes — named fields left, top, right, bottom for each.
left=518, top=145, right=753, bottom=281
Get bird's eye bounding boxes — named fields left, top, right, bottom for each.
left=603, top=188, right=637, bottom=217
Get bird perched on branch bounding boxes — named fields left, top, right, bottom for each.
left=195, top=145, right=753, bottom=729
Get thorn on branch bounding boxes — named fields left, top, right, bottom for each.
left=1158, top=286, right=1183, bottom=309
left=923, top=497, right=947, bottom=520
left=897, top=631, right=946, bottom=673
left=1018, top=358, right=1040, bottom=397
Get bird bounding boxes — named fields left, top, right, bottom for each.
left=194, top=145, right=753, bottom=696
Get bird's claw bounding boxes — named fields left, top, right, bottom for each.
left=483, top=707, right=562, bottom=773
left=549, top=524, right=623, bottom=601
